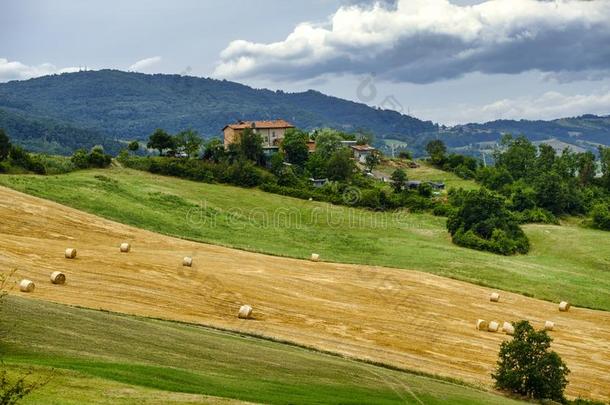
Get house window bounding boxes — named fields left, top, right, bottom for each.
left=272, top=131, right=276, bottom=138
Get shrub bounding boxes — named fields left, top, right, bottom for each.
left=493, top=320, right=569, bottom=402
left=591, top=203, right=610, bottom=231
left=447, top=188, right=530, bottom=255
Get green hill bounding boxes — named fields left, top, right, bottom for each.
left=1, top=296, right=522, bottom=405
left=0, top=70, right=437, bottom=148
left=1, top=167, right=608, bottom=311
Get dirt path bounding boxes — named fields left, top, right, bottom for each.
left=0, top=186, right=608, bottom=401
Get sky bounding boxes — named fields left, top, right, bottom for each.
left=1, top=0, right=610, bottom=125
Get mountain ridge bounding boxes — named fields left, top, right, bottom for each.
left=0, top=70, right=608, bottom=155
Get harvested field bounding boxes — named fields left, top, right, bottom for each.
left=1, top=186, right=609, bottom=401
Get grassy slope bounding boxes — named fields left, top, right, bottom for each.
left=375, top=160, right=479, bottom=190
left=0, top=297, right=522, bottom=405
left=0, top=168, right=609, bottom=311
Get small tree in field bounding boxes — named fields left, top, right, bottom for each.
left=127, top=141, right=140, bottom=153
left=147, top=129, right=175, bottom=156
left=493, top=320, right=569, bottom=402
left=390, top=169, right=407, bottom=192
left=364, top=150, right=381, bottom=172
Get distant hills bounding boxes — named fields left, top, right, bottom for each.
left=0, top=70, right=608, bottom=155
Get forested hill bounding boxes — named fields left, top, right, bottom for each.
left=0, top=70, right=437, bottom=145
left=0, top=70, right=608, bottom=155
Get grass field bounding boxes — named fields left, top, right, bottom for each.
left=375, top=160, right=479, bottom=190
left=0, top=168, right=608, bottom=311
left=1, top=296, right=524, bottom=405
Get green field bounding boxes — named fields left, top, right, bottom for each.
left=0, top=296, right=523, bottom=405
left=0, top=168, right=609, bottom=311
left=376, top=160, right=479, bottom=190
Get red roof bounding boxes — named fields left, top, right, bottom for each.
left=223, top=120, right=295, bottom=130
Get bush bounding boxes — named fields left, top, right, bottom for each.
left=591, top=203, right=610, bottom=231
left=493, top=320, right=569, bottom=402
left=447, top=188, right=530, bottom=255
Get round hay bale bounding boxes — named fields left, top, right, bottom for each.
left=544, top=321, right=555, bottom=331
left=476, top=319, right=488, bottom=331
left=64, top=248, right=77, bottom=259
left=50, top=271, right=66, bottom=285
left=19, top=279, right=35, bottom=293
left=502, top=321, right=515, bottom=335
left=120, top=243, right=131, bottom=253
left=310, top=253, right=320, bottom=262
left=559, top=301, right=571, bottom=312
left=238, top=305, right=253, bottom=319
left=488, top=321, right=500, bottom=332
left=490, top=292, right=500, bottom=302
left=183, top=256, right=193, bottom=267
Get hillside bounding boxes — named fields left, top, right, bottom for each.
left=4, top=297, right=525, bottom=405
left=426, top=114, right=610, bottom=155
left=1, top=168, right=609, bottom=312
left=0, top=70, right=436, bottom=146
left=1, top=71, right=608, bottom=156
left=0, top=108, right=123, bottom=155
left=0, top=184, right=608, bottom=401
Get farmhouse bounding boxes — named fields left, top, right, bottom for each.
left=223, top=120, right=295, bottom=148
left=351, top=144, right=376, bottom=163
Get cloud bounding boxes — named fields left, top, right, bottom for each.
left=0, top=58, right=79, bottom=82
left=214, top=0, right=610, bottom=84
left=129, top=56, right=162, bottom=72
left=422, top=90, right=610, bottom=124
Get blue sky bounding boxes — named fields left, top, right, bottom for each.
left=1, top=0, right=609, bottom=125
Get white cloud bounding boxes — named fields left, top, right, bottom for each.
left=0, top=58, right=79, bottom=82
left=214, top=0, right=610, bottom=84
left=129, top=56, right=162, bottom=72
left=420, top=90, right=610, bottom=125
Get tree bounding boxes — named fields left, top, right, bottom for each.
left=0, top=129, right=10, bottom=161
left=447, top=188, right=530, bottom=255
left=599, top=146, right=610, bottom=191
left=305, top=152, right=328, bottom=179
left=203, top=138, right=225, bottom=163
left=390, top=169, right=407, bottom=192
left=147, top=129, right=175, bottom=156
left=174, top=129, right=203, bottom=158
left=127, top=141, right=140, bottom=153
left=238, top=128, right=264, bottom=165
left=282, top=128, right=309, bottom=166
left=577, top=151, right=596, bottom=186
left=364, top=150, right=381, bottom=172
left=71, top=149, right=90, bottom=169
left=536, top=144, right=556, bottom=175
left=87, top=146, right=112, bottom=168
left=493, top=320, right=569, bottom=402
left=426, top=140, right=447, bottom=166
left=315, top=129, right=343, bottom=159
left=591, top=203, right=610, bottom=231
left=494, top=134, right=537, bottom=181
left=326, top=148, right=355, bottom=182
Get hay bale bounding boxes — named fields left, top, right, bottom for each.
left=183, top=256, right=193, bottom=267
left=544, top=321, right=555, bottom=331
left=50, top=271, right=66, bottom=285
left=490, top=292, right=500, bottom=302
left=559, top=301, right=571, bottom=312
left=488, top=321, right=500, bottom=332
left=476, top=319, right=488, bottom=331
left=238, top=305, right=253, bottom=319
left=64, top=248, right=77, bottom=259
left=502, top=321, right=515, bottom=335
left=19, top=279, right=35, bottom=293
left=120, top=243, right=131, bottom=253
left=310, top=253, right=320, bottom=262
